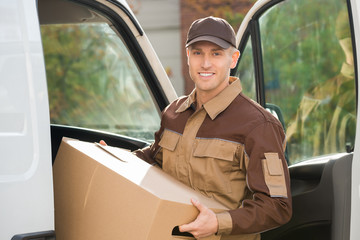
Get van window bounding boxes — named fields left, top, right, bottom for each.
left=235, top=0, right=356, bottom=165
left=41, top=20, right=160, bottom=141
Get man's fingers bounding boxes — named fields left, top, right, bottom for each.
left=191, top=198, right=205, bottom=212
left=179, top=223, right=200, bottom=239
left=179, top=199, right=204, bottom=234
left=179, top=223, right=192, bottom=233
left=99, top=140, right=107, bottom=146
left=179, top=198, right=218, bottom=238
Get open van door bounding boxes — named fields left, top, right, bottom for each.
left=233, top=0, right=359, bottom=239
left=349, top=2, right=360, bottom=240
left=1, top=0, right=177, bottom=239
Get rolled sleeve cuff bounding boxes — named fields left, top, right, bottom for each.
left=216, top=211, right=233, bottom=235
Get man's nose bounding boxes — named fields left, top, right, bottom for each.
left=201, top=55, right=212, bottom=69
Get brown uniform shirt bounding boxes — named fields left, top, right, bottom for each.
left=135, top=77, right=292, bottom=239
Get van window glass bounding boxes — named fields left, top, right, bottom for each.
left=233, top=35, right=256, bottom=101
left=41, top=22, right=160, bottom=141
left=259, top=0, right=356, bottom=164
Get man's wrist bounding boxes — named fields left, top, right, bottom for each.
left=215, top=211, right=233, bottom=235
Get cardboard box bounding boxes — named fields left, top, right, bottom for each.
left=53, top=138, right=228, bottom=240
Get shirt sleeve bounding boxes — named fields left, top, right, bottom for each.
left=228, top=120, right=292, bottom=235
left=133, top=112, right=165, bottom=166
left=133, top=130, right=163, bottom=167
left=216, top=211, right=233, bottom=235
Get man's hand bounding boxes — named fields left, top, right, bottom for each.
left=99, top=140, right=107, bottom=146
left=179, top=198, right=218, bottom=239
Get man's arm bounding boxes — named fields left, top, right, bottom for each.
left=134, top=122, right=165, bottom=166
left=220, top=121, right=292, bottom=235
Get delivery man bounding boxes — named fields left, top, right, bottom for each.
left=102, top=16, right=292, bottom=240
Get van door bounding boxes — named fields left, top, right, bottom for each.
left=233, top=0, right=359, bottom=239
left=1, top=0, right=177, bottom=238
left=0, top=0, right=54, bottom=239
left=349, top=1, right=360, bottom=239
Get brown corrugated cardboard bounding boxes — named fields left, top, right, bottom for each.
left=53, top=137, right=228, bottom=240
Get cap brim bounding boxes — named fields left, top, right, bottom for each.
left=186, top=35, right=231, bottom=49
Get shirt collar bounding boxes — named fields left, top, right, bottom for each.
left=175, top=77, right=242, bottom=120
left=176, top=88, right=197, bottom=113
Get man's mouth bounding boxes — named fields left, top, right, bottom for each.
left=199, top=72, right=214, bottom=77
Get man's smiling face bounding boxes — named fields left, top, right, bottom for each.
left=187, top=41, right=239, bottom=100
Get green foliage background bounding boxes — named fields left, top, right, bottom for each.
left=41, top=23, right=160, bottom=140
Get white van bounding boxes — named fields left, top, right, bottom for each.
left=0, top=0, right=359, bottom=239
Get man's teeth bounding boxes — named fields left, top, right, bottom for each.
left=200, top=73, right=213, bottom=77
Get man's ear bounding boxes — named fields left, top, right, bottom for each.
left=230, top=50, right=240, bottom=69
left=186, top=48, right=190, bottom=66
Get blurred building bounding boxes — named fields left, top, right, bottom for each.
left=134, top=0, right=184, bottom=95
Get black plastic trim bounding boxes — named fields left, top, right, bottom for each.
left=251, top=0, right=285, bottom=20
left=12, top=230, right=55, bottom=240
left=106, top=0, right=143, bottom=36
left=347, top=0, right=359, bottom=111
left=249, top=19, right=265, bottom=106
left=51, top=124, right=149, bottom=163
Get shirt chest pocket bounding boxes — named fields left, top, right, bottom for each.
left=158, top=129, right=181, bottom=176
left=192, top=139, right=240, bottom=195
left=193, top=139, right=238, bottom=169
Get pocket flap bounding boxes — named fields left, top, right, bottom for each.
left=264, top=152, right=283, bottom=176
left=159, top=129, right=181, bottom=151
left=193, top=138, right=238, bottom=161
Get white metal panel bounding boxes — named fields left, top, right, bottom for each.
left=0, top=0, right=54, bottom=238
left=350, top=1, right=360, bottom=239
